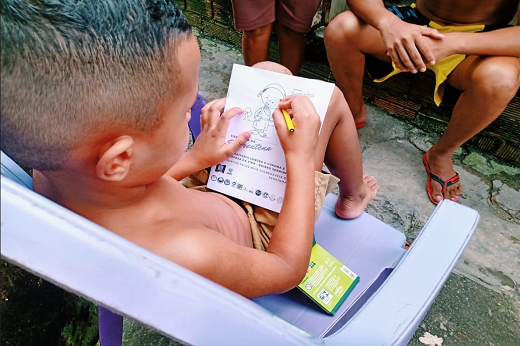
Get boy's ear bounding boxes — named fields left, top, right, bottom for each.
left=96, top=136, right=135, bottom=182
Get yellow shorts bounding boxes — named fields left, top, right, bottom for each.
left=374, top=3, right=486, bottom=106
left=182, top=169, right=339, bottom=251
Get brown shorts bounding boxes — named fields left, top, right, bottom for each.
left=230, top=0, right=322, bottom=33
left=183, top=169, right=339, bottom=251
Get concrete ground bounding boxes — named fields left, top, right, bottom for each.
left=123, top=30, right=520, bottom=346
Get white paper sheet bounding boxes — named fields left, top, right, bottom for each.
left=207, top=64, right=335, bottom=212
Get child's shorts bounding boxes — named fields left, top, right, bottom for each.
left=230, top=0, right=322, bottom=33
left=182, top=169, right=339, bottom=251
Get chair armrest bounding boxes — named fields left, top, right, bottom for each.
left=325, top=200, right=479, bottom=346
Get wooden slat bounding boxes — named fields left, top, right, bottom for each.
left=375, top=90, right=422, bottom=111
left=373, top=97, right=418, bottom=119
left=211, top=1, right=235, bottom=25
left=495, top=143, right=520, bottom=163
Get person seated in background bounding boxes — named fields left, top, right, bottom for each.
left=1, top=0, right=378, bottom=298
left=230, top=0, right=322, bottom=75
left=324, top=0, right=520, bottom=205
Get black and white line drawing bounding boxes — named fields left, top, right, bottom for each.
left=243, top=83, right=286, bottom=138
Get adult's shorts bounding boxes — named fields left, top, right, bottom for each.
left=374, top=3, right=506, bottom=106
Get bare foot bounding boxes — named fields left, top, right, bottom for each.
left=423, top=151, right=462, bottom=204
left=335, top=174, right=379, bottom=219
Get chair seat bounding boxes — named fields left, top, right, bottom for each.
left=254, top=194, right=406, bottom=337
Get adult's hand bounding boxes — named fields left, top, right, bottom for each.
left=378, top=16, right=444, bottom=73
left=422, top=32, right=457, bottom=63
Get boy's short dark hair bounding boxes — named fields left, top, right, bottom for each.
left=1, top=0, right=192, bottom=170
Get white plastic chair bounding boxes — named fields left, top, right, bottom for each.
left=1, top=92, right=479, bottom=344
left=1, top=148, right=479, bottom=345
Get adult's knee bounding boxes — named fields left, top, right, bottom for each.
left=471, top=58, right=520, bottom=101
left=324, top=11, right=362, bottom=46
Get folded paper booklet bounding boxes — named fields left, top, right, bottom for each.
left=207, top=64, right=335, bottom=212
left=298, top=243, right=360, bottom=315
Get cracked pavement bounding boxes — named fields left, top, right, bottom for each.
left=122, top=30, right=520, bottom=346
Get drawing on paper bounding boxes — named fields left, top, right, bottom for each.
left=243, top=83, right=286, bottom=138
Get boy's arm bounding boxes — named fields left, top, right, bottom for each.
left=347, top=0, right=444, bottom=73
left=167, top=98, right=251, bottom=180
left=163, top=96, right=320, bottom=297
left=168, top=155, right=315, bottom=297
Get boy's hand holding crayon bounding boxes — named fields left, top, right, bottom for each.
left=274, top=96, right=321, bottom=162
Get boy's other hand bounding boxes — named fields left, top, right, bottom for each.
left=190, top=98, right=251, bottom=167
left=274, top=96, right=320, bottom=161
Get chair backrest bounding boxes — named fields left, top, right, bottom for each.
left=188, top=90, right=204, bottom=139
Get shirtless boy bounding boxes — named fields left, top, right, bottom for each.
left=1, top=0, right=377, bottom=298
left=325, top=0, right=520, bottom=204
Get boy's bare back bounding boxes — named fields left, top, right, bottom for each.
left=35, top=167, right=253, bottom=256
left=89, top=177, right=253, bottom=251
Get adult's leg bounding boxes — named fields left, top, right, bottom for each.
left=276, top=22, right=306, bottom=75
left=425, top=56, right=520, bottom=202
left=324, top=11, right=390, bottom=125
left=242, top=23, right=274, bottom=67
